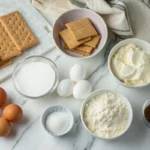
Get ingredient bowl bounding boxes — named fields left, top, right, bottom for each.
left=41, top=105, right=74, bottom=136
left=12, top=56, right=59, bottom=99
left=142, top=100, right=150, bottom=127
left=80, top=89, right=133, bottom=140
left=108, top=38, right=150, bottom=88
left=53, top=8, right=108, bottom=59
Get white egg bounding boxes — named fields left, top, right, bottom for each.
left=70, top=64, right=86, bottom=82
left=57, top=79, right=74, bottom=97
left=73, top=80, right=92, bottom=99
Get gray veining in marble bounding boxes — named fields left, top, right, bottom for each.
left=1, top=0, right=150, bottom=150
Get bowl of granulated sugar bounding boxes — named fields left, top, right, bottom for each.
left=12, top=56, right=59, bottom=99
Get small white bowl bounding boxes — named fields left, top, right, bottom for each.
left=142, top=100, right=150, bottom=128
left=108, top=38, right=150, bottom=88
left=53, top=8, right=108, bottom=59
left=80, top=89, right=133, bottom=140
left=41, top=105, right=74, bottom=136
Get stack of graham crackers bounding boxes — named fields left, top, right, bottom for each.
left=0, top=11, right=38, bottom=69
left=59, top=18, right=101, bottom=56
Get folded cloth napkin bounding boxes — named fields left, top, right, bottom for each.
left=32, top=0, right=76, bottom=17
left=32, top=0, right=133, bottom=37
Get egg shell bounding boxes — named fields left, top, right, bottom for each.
left=73, top=80, right=92, bottom=99
left=0, top=118, right=11, bottom=137
left=57, top=79, right=74, bottom=97
left=3, top=104, right=23, bottom=122
left=70, top=64, right=86, bottom=82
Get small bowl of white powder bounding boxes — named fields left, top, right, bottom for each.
left=41, top=105, right=74, bottom=136
left=12, top=56, right=59, bottom=99
left=81, top=89, right=133, bottom=140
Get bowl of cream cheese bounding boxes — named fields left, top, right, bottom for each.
left=80, top=89, right=133, bottom=140
left=108, top=38, right=150, bottom=88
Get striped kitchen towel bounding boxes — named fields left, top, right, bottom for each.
left=32, top=0, right=133, bottom=37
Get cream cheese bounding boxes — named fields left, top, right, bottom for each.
left=111, top=44, right=150, bottom=86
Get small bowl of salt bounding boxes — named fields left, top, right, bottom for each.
left=41, top=105, right=74, bottom=136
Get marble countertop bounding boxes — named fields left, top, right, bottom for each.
left=1, top=0, right=150, bottom=150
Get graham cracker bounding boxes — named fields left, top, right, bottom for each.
left=66, top=45, right=94, bottom=56
left=64, top=44, right=69, bottom=49
left=66, top=18, right=98, bottom=41
left=75, top=45, right=94, bottom=56
left=0, top=60, right=12, bottom=69
left=0, top=21, right=21, bottom=61
left=83, top=35, right=101, bottom=48
left=0, top=60, right=3, bottom=65
left=0, top=11, right=39, bottom=51
left=59, top=29, right=91, bottom=49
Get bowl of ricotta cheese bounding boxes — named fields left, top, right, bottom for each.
left=108, top=38, right=150, bottom=88
left=80, top=89, right=133, bottom=140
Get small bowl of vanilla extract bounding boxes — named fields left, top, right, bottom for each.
left=142, top=100, right=150, bottom=127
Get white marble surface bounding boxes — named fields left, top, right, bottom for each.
left=1, top=0, right=150, bottom=150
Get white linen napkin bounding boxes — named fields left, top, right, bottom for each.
left=31, top=0, right=133, bottom=37
left=32, top=0, right=76, bottom=17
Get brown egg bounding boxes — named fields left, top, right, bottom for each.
left=0, top=118, right=11, bottom=137
left=0, top=87, right=7, bottom=108
left=3, top=104, right=23, bottom=122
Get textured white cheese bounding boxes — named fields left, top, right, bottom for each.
left=84, top=93, right=129, bottom=138
left=111, top=43, right=150, bottom=86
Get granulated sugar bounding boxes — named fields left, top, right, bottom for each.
left=15, top=62, right=55, bottom=97
left=46, top=112, right=69, bottom=134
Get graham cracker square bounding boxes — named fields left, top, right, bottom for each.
left=66, top=18, right=98, bottom=41
left=0, top=59, right=12, bottom=69
left=0, top=11, right=39, bottom=51
left=83, top=35, right=101, bottom=48
left=66, top=45, right=94, bottom=56
left=0, top=21, right=21, bottom=61
left=74, top=45, right=94, bottom=56
left=59, top=29, right=91, bottom=49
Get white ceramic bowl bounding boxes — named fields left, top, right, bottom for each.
left=108, top=38, right=150, bottom=88
left=53, top=8, right=108, bottom=59
left=41, top=105, right=74, bottom=136
left=80, top=89, right=133, bottom=140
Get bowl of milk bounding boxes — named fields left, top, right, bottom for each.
left=12, top=56, right=59, bottom=99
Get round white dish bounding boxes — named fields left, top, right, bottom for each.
left=41, top=105, right=74, bottom=136
left=80, top=89, right=133, bottom=140
left=53, top=8, right=108, bottom=59
left=108, top=38, right=150, bottom=88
